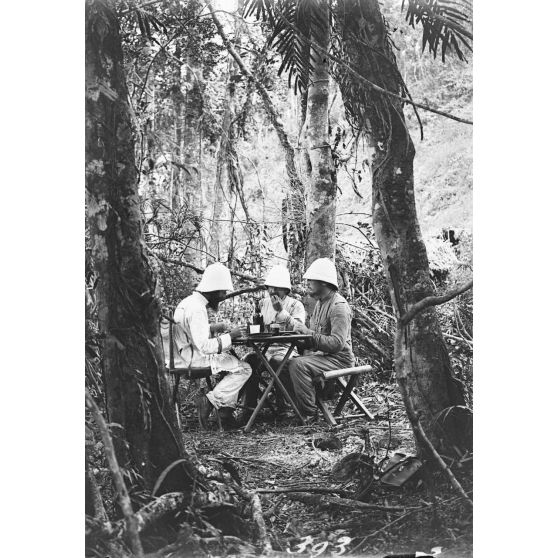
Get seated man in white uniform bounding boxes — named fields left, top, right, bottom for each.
left=171, top=262, right=253, bottom=429
left=241, top=265, right=306, bottom=420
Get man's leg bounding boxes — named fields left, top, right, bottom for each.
left=206, top=360, right=253, bottom=410
left=288, top=354, right=352, bottom=416
left=241, top=352, right=262, bottom=411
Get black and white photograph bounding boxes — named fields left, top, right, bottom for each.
left=84, top=0, right=474, bottom=556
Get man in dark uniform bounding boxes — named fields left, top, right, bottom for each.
left=289, top=258, right=355, bottom=417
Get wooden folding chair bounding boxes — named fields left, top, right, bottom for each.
left=314, top=365, right=375, bottom=427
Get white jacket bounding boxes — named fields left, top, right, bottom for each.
left=170, top=291, right=233, bottom=371
left=260, top=294, right=306, bottom=359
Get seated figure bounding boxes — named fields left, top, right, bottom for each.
left=242, top=265, right=306, bottom=420
left=170, top=262, right=253, bottom=429
left=289, top=258, right=355, bottom=418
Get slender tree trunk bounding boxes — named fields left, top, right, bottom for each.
left=183, top=54, right=205, bottom=265
left=85, top=0, right=192, bottom=492
left=209, top=14, right=239, bottom=260
left=337, top=0, right=468, bottom=456
left=304, top=3, right=337, bottom=266
left=207, top=0, right=307, bottom=269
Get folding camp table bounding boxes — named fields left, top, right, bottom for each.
left=232, top=333, right=313, bottom=432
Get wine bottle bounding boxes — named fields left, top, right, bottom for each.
left=252, top=301, right=264, bottom=333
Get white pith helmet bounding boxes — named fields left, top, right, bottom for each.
left=264, top=265, right=292, bottom=290
left=196, top=262, right=234, bottom=292
left=303, top=258, right=339, bottom=288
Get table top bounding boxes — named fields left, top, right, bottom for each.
left=232, top=333, right=313, bottom=345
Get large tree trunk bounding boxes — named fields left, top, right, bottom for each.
left=337, top=0, right=468, bottom=457
left=303, top=3, right=337, bottom=266
left=85, top=0, right=192, bottom=492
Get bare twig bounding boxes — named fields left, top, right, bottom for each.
left=85, top=389, right=145, bottom=557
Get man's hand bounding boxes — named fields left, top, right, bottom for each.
left=293, top=321, right=311, bottom=335
left=229, top=326, right=245, bottom=340
left=271, top=294, right=283, bottom=312
left=210, top=322, right=227, bottom=335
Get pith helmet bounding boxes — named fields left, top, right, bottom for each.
left=196, top=262, right=234, bottom=292
left=264, top=265, right=292, bottom=290
left=303, top=258, right=338, bottom=288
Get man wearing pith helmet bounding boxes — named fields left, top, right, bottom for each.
left=171, top=262, right=253, bottom=429
left=289, top=258, right=355, bottom=418
left=242, top=265, right=306, bottom=420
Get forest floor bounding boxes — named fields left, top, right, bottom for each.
left=178, top=379, right=473, bottom=558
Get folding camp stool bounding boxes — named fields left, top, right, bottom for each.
left=314, top=365, right=375, bottom=427
left=165, top=318, right=223, bottom=431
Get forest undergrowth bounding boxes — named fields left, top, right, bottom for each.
left=86, top=373, right=473, bottom=558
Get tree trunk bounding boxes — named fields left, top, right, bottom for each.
left=207, top=0, right=307, bottom=270
left=303, top=4, right=337, bottom=266
left=209, top=19, right=238, bottom=260
left=183, top=54, right=205, bottom=266
left=337, top=0, right=468, bottom=456
left=85, top=0, right=192, bottom=492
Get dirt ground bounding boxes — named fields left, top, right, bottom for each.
left=177, top=379, right=473, bottom=558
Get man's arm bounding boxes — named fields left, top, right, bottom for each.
left=277, top=299, right=306, bottom=329
left=187, top=308, right=232, bottom=355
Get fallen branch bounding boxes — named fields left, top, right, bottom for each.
left=135, top=492, right=186, bottom=533
left=400, top=280, right=473, bottom=327
left=414, top=419, right=473, bottom=508
left=228, top=482, right=272, bottom=554
left=285, top=492, right=410, bottom=513
left=85, top=389, right=145, bottom=558
left=218, top=452, right=293, bottom=470
left=257, top=486, right=352, bottom=498
left=249, top=491, right=273, bottom=555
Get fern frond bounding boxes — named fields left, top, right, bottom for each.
left=402, top=0, right=473, bottom=62
left=245, top=0, right=328, bottom=93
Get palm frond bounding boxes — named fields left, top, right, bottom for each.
left=244, top=0, right=328, bottom=93
left=402, top=0, right=473, bottom=62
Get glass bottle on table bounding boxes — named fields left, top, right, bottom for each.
left=250, top=299, right=264, bottom=334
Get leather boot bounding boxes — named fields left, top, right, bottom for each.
left=219, top=407, right=239, bottom=430
left=196, top=394, right=213, bottom=429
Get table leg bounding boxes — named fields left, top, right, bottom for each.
left=244, top=343, right=306, bottom=432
